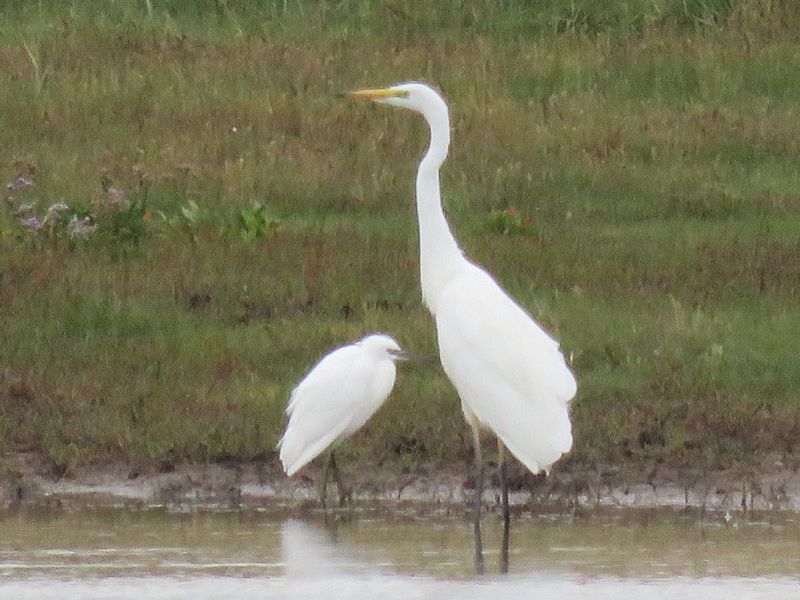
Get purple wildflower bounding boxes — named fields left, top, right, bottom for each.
left=6, top=176, right=33, bottom=192
left=21, top=215, right=42, bottom=232
left=67, top=216, right=95, bottom=239
left=107, top=186, right=127, bottom=206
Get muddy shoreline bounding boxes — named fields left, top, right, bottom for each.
left=2, top=453, right=799, bottom=515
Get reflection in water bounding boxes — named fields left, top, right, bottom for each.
left=274, top=517, right=799, bottom=600
left=281, top=518, right=359, bottom=578
left=0, top=510, right=797, bottom=599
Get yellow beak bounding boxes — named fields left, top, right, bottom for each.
left=341, top=87, right=407, bottom=101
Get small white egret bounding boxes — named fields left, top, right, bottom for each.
left=278, top=334, right=408, bottom=507
left=344, top=83, right=577, bottom=573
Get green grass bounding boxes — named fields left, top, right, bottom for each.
left=0, top=0, right=799, bottom=474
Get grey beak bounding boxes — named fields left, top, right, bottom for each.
left=389, top=349, right=435, bottom=363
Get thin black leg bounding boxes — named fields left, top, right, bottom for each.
left=498, top=440, right=510, bottom=574
left=471, top=419, right=485, bottom=575
left=329, top=450, right=350, bottom=507
left=320, top=452, right=333, bottom=510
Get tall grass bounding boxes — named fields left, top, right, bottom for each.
left=0, top=0, right=798, bottom=474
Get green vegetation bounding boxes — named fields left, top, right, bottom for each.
left=0, top=1, right=798, bottom=475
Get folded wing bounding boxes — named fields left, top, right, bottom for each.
left=278, top=345, right=395, bottom=476
left=436, top=265, right=576, bottom=473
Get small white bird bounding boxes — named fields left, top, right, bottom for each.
left=344, top=82, right=577, bottom=573
left=278, top=334, right=408, bottom=506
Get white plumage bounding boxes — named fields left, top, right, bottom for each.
left=278, top=334, right=404, bottom=477
left=436, top=264, right=575, bottom=473
left=346, top=83, right=576, bottom=475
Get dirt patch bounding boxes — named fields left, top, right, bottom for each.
left=1, top=452, right=799, bottom=515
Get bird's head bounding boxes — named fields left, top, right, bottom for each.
left=342, top=82, right=448, bottom=123
left=358, top=334, right=435, bottom=364
left=358, top=334, right=410, bottom=362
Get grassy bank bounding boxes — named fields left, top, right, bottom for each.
left=0, top=1, right=798, bottom=475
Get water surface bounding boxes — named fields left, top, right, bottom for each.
left=0, top=508, right=797, bottom=599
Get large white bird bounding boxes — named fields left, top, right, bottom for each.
left=344, top=83, right=577, bottom=573
left=278, top=334, right=408, bottom=507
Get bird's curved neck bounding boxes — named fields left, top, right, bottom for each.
left=416, top=106, right=466, bottom=313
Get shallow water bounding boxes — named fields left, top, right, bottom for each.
left=0, top=508, right=797, bottom=599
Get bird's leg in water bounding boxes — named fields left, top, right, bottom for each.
left=329, top=451, right=351, bottom=507
left=471, top=419, right=485, bottom=575
left=498, top=440, right=510, bottom=574
left=320, top=453, right=333, bottom=510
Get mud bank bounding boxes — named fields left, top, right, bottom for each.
left=1, top=453, right=798, bottom=515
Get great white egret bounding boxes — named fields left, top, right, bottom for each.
left=344, top=83, right=577, bottom=573
left=278, top=334, right=408, bottom=507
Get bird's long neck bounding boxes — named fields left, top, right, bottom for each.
left=416, top=107, right=466, bottom=314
